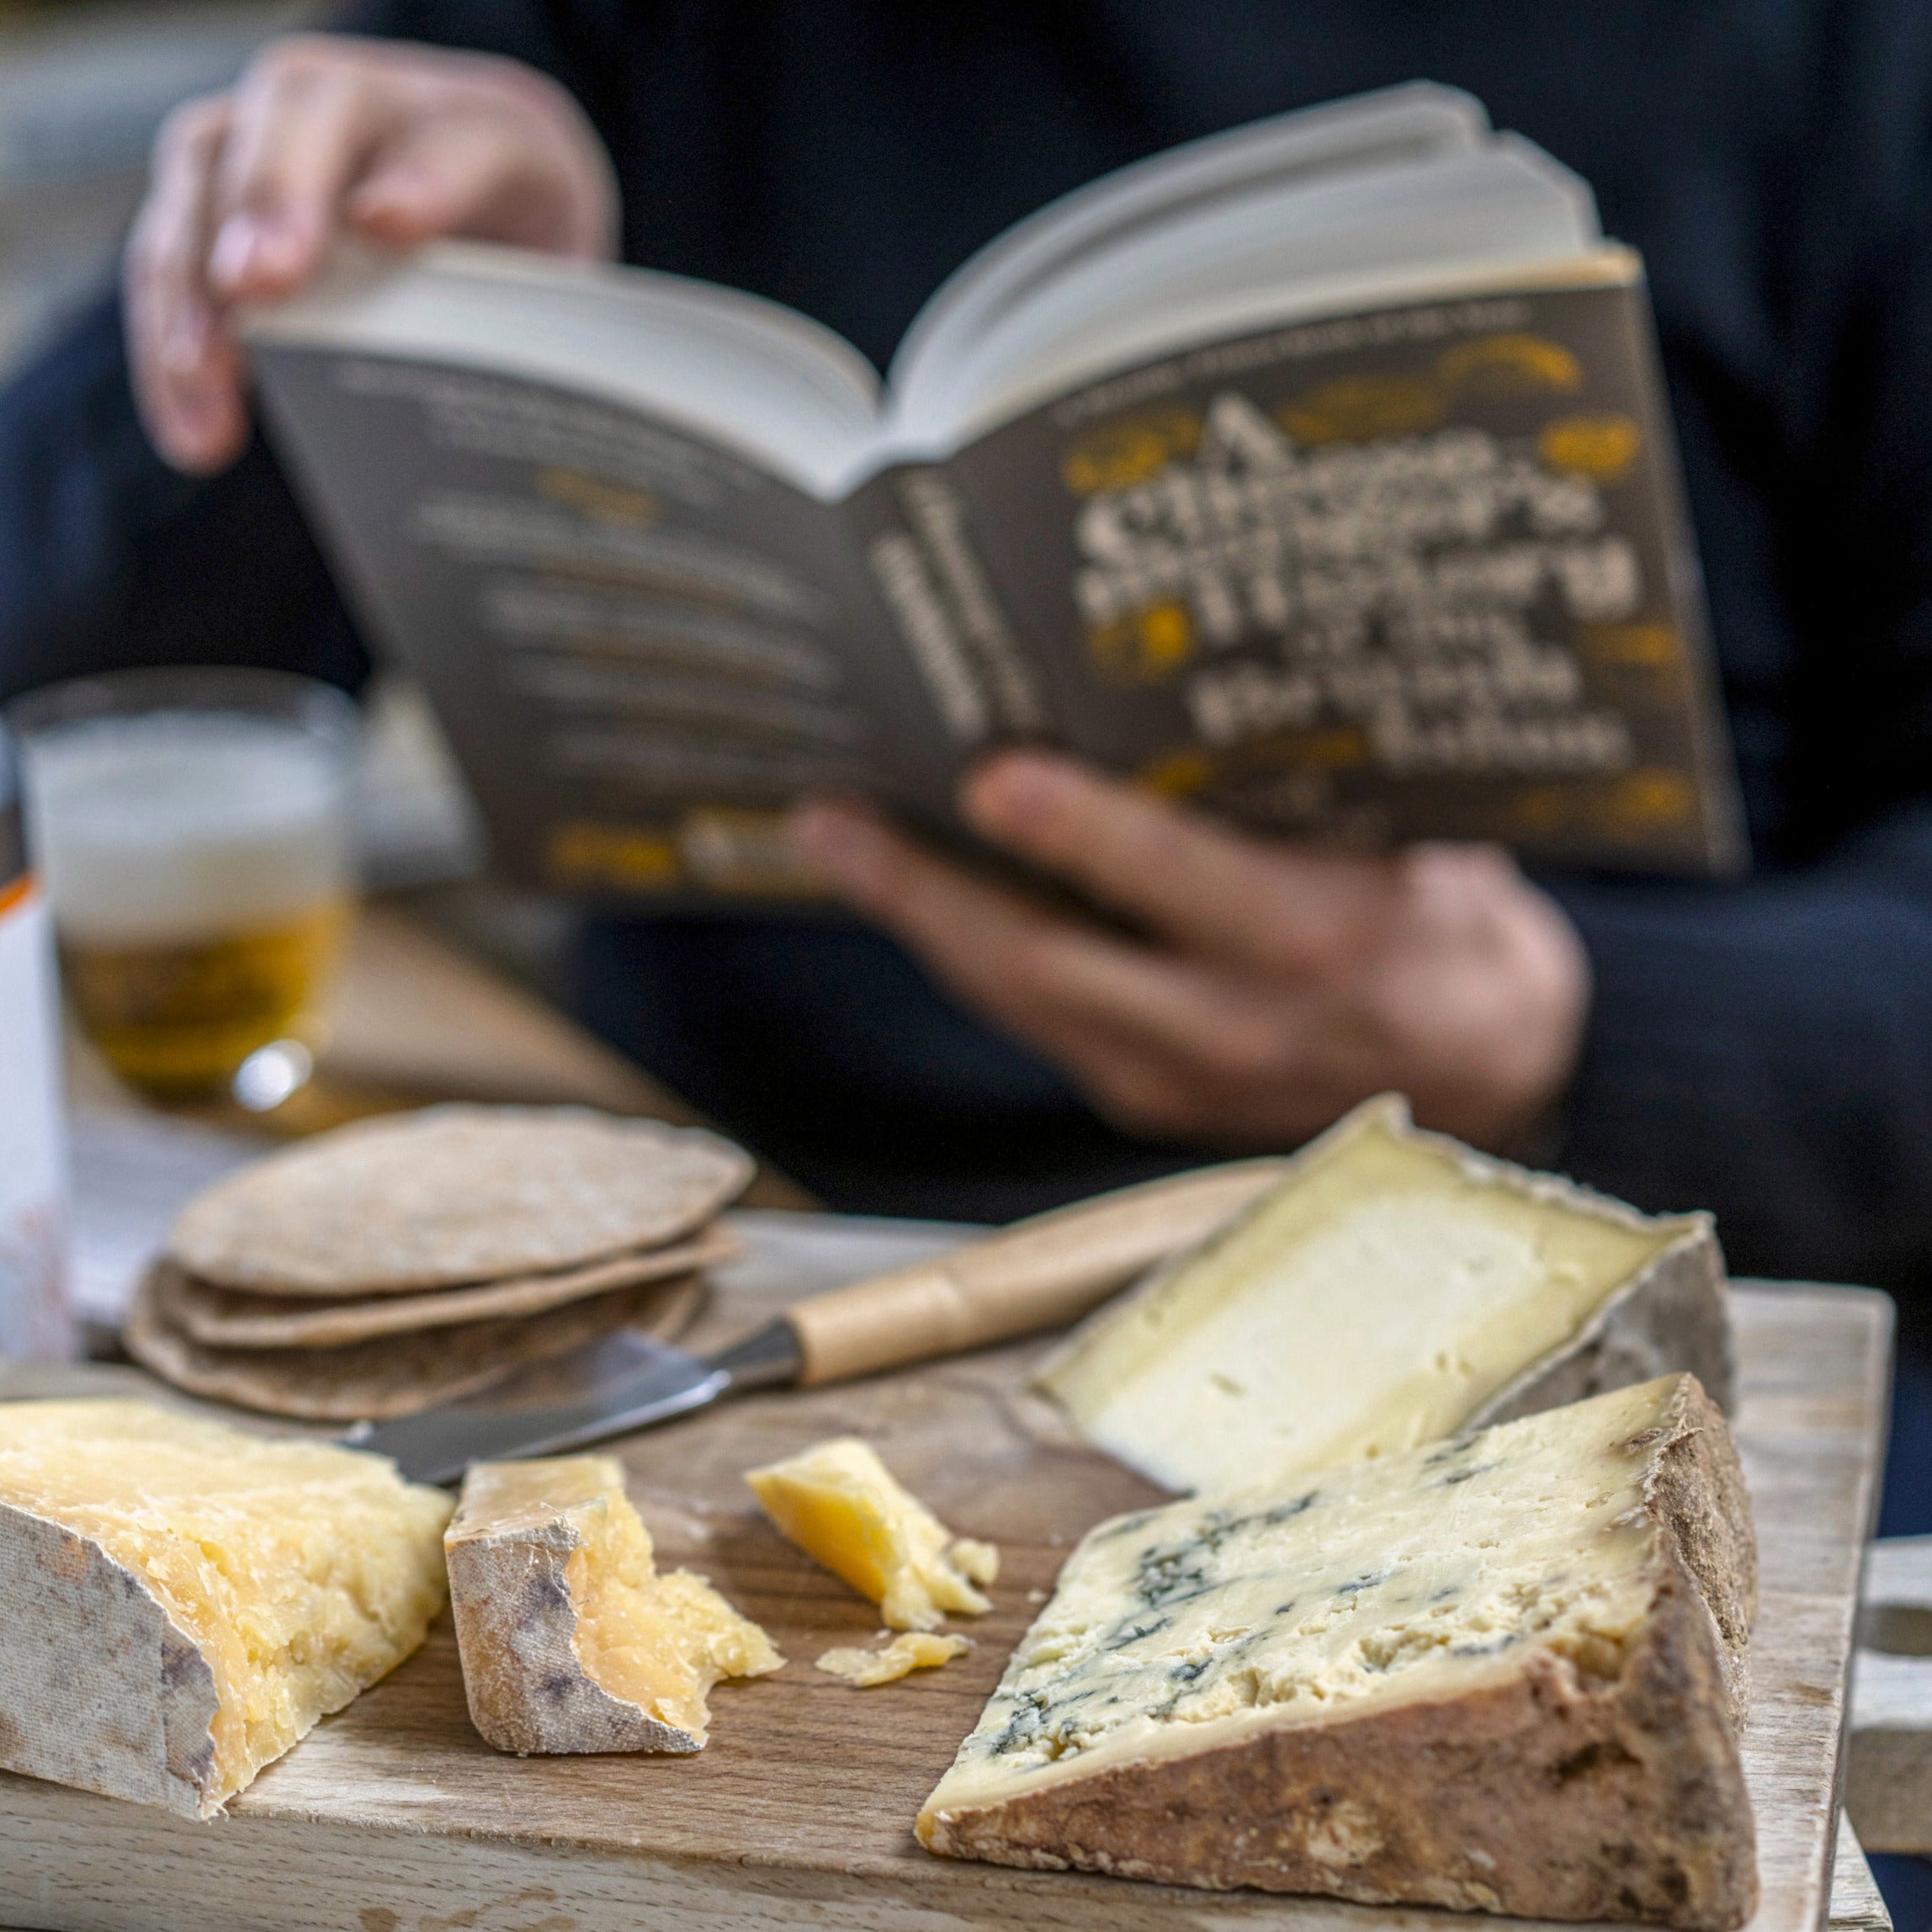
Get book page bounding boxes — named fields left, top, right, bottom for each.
left=891, top=139, right=1598, bottom=454
left=890, top=82, right=1489, bottom=422
left=246, top=244, right=887, bottom=499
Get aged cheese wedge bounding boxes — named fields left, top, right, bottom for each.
left=746, top=1436, right=997, bottom=1631
left=0, top=1399, right=451, bottom=1818
left=920, top=1373, right=1758, bottom=1930
left=1036, top=1094, right=1730, bottom=1495
left=446, top=1454, right=780, bottom=1754
left=815, top=1632, right=971, bottom=1686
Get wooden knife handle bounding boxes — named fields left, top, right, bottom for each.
left=784, top=1158, right=1288, bottom=1388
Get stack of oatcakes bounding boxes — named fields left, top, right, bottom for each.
left=125, top=1106, right=753, bottom=1420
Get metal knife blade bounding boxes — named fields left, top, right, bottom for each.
left=342, top=1160, right=1291, bottom=1484
left=348, top=1316, right=803, bottom=1484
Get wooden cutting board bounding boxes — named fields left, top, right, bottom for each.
left=0, top=1219, right=1892, bottom=1932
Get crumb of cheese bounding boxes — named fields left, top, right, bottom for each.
left=816, top=1632, right=971, bottom=1686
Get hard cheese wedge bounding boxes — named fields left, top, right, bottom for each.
left=1036, top=1094, right=1730, bottom=1494
left=446, top=1454, right=780, bottom=1754
left=746, top=1436, right=997, bottom=1630
left=920, top=1373, right=1758, bottom=1930
left=0, top=1399, right=451, bottom=1818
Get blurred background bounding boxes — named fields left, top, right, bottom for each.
left=0, top=3, right=314, bottom=383
left=0, top=2, right=733, bottom=1313
left=0, top=1, right=577, bottom=980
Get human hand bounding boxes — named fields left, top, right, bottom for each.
left=125, top=34, right=618, bottom=474
left=786, top=752, right=1589, bottom=1154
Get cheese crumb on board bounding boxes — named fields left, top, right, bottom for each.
left=446, top=1455, right=780, bottom=1754
left=920, top=1373, right=1759, bottom=1931
left=1035, top=1093, right=1731, bottom=1495
left=746, top=1437, right=996, bottom=1630
left=0, top=1399, right=451, bottom=1818
left=815, top=1632, right=971, bottom=1686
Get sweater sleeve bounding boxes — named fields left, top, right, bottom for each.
left=0, top=294, right=369, bottom=704
left=1548, top=810, right=1932, bottom=1304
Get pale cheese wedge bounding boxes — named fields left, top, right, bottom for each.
left=746, top=1436, right=997, bottom=1630
left=446, top=1454, right=780, bottom=1754
left=1035, top=1094, right=1730, bottom=1495
left=920, top=1372, right=1759, bottom=1930
left=0, top=1398, right=451, bottom=1818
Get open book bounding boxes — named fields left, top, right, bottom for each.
left=247, top=82, right=1745, bottom=901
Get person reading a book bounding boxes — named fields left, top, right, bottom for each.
left=6, top=13, right=1932, bottom=1541
left=106, top=31, right=1603, bottom=1163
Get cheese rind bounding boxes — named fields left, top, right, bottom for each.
left=446, top=1455, right=780, bottom=1754
left=746, top=1437, right=996, bottom=1631
left=919, top=1374, right=1758, bottom=1930
left=1035, top=1094, right=1731, bottom=1495
left=0, top=1399, right=451, bottom=1818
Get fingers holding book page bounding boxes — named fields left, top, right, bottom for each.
left=783, top=752, right=1589, bottom=1159
left=123, top=33, right=618, bottom=475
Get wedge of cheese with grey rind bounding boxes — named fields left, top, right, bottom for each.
left=0, top=1399, right=451, bottom=1818
left=447, top=1454, right=781, bottom=1754
left=921, top=1372, right=1759, bottom=1930
left=1035, top=1093, right=1730, bottom=1496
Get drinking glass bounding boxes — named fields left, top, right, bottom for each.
left=8, top=668, right=358, bottom=1108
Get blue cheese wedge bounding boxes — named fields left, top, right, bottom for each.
left=919, top=1373, right=1758, bottom=1930
left=1035, top=1094, right=1730, bottom=1495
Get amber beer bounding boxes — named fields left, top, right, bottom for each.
left=56, top=898, right=353, bottom=1098
left=17, top=675, right=357, bottom=1103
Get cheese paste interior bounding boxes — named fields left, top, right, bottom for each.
left=1037, top=1098, right=1694, bottom=1494
left=921, top=1375, right=1726, bottom=1825
left=0, top=1399, right=451, bottom=1808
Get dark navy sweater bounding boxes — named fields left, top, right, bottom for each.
left=7, top=1, right=1932, bottom=1319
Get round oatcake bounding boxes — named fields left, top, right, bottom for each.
left=166, top=1223, right=741, bottom=1350
left=167, top=1105, right=754, bottom=1296
left=126, top=1257, right=708, bottom=1420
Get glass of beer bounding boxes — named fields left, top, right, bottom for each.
left=8, top=668, right=358, bottom=1109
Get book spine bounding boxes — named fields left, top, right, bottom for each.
left=863, top=466, right=1050, bottom=740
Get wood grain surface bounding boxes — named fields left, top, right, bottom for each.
left=1826, top=1816, right=1892, bottom=1932
left=1845, top=1534, right=1932, bottom=1855
left=0, top=1230, right=1894, bottom=1932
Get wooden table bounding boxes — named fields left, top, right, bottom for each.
left=63, top=897, right=814, bottom=1207
left=1846, top=1536, right=1932, bottom=1859
left=0, top=1245, right=1892, bottom=1932
left=1829, top=1815, right=1891, bottom=1932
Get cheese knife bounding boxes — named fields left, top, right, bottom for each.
left=349, top=1157, right=1286, bottom=1483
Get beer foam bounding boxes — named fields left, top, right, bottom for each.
left=24, top=713, right=352, bottom=944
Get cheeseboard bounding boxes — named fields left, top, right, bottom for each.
left=0, top=1213, right=1892, bottom=1932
